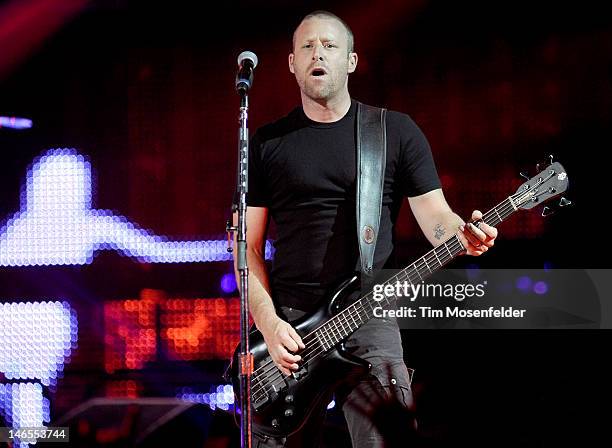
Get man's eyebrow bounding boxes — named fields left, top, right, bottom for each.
left=301, top=36, right=338, bottom=43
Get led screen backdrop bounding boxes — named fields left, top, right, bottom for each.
left=0, top=1, right=608, bottom=446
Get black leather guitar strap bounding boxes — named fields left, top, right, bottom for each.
left=356, top=102, right=387, bottom=276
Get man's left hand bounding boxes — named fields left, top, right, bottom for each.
left=458, top=210, right=498, bottom=256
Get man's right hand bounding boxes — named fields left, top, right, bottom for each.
left=259, top=315, right=305, bottom=376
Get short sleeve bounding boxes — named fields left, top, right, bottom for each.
left=396, top=116, right=441, bottom=197
left=245, top=132, right=269, bottom=207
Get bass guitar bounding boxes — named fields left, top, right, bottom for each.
left=229, top=160, right=569, bottom=438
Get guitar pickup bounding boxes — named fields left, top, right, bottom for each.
left=253, top=381, right=286, bottom=411
left=253, top=393, right=270, bottom=411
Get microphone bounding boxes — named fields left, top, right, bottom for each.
left=236, top=51, right=258, bottom=95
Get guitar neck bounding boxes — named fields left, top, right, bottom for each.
left=316, top=196, right=519, bottom=344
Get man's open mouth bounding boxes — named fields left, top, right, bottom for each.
left=310, top=68, right=327, bottom=77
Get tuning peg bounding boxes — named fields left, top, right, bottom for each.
left=559, top=197, right=572, bottom=207
left=541, top=206, right=555, bottom=217
left=519, top=171, right=530, bottom=180
left=536, top=155, right=555, bottom=173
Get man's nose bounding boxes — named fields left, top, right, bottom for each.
left=311, top=44, right=324, bottom=61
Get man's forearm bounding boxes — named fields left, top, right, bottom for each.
left=235, top=250, right=278, bottom=331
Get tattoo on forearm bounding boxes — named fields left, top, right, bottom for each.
left=434, top=223, right=446, bottom=240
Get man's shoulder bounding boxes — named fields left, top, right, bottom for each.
left=358, top=101, right=418, bottom=131
left=254, top=107, right=302, bottom=143
left=357, top=102, right=428, bottom=148
left=385, top=108, right=418, bottom=129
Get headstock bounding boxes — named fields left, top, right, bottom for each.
left=512, top=157, right=570, bottom=214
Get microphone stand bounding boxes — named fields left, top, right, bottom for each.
left=227, top=89, right=253, bottom=448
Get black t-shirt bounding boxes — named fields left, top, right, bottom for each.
left=247, top=99, right=441, bottom=310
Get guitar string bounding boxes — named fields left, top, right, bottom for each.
left=252, top=174, right=565, bottom=399
left=250, top=196, right=521, bottom=400
left=250, top=199, right=516, bottom=400
left=249, top=199, right=517, bottom=400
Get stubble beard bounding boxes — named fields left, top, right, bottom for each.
left=296, top=62, right=349, bottom=102
left=302, top=77, right=335, bottom=101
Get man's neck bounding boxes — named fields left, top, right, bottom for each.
left=301, top=92, right=352, bottom=123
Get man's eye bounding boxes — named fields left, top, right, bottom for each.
left=326, top=44, right=337, bottom=48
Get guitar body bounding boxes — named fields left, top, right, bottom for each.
left=230, top=275, right=371, bottom=438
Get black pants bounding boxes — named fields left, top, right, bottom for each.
left=253, top=307, right=416, bottom=448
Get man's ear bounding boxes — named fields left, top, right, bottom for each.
left=348, top=52, right=358, bottom=74
left=288, top=53, right=295, bottom=74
